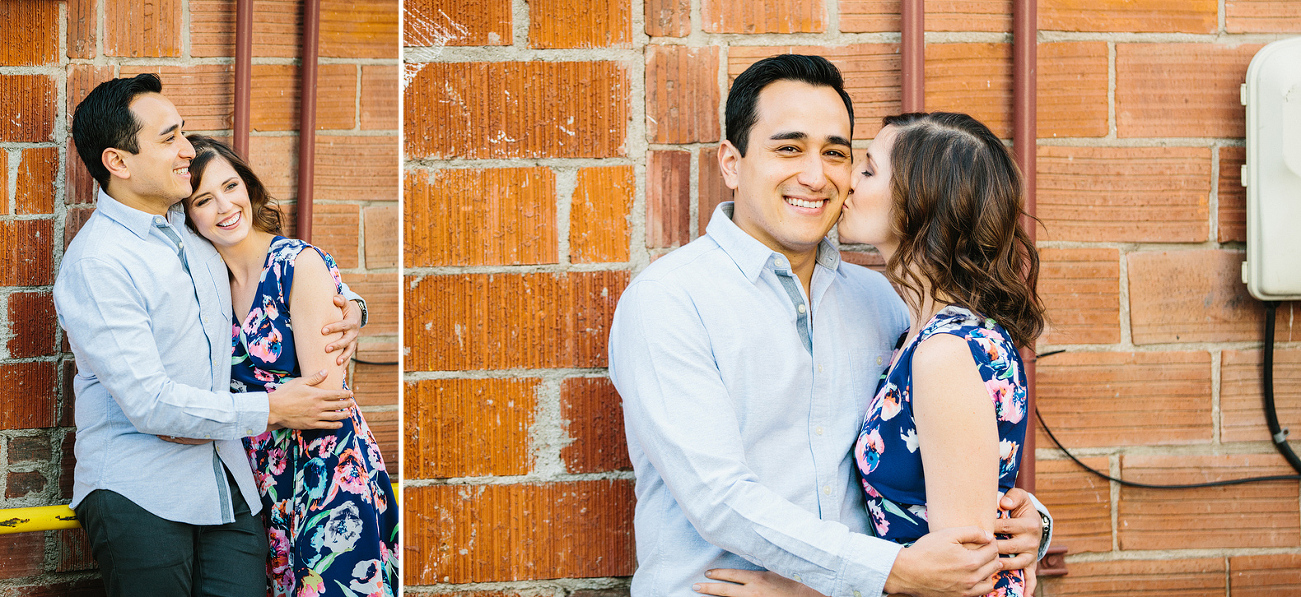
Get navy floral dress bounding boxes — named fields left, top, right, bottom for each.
left=854, top=306, right=1028, bottom=597
left=233, top=237, right=399, bottom=597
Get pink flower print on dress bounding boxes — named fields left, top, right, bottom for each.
left=879, top=383, right=902, bottom=421
left=254, top=368, right=277, bottom=383
left=318, top=434, right=338, bottom=459
left=268, top=526, right=293, bottom=593
left=348, top=559, right=385, bottom=597
left=266, top=447, right=288, bottom=476
left=325, top=448, right=371, bottom=504
left=986, top=378, right=1024, bottom=423
left=297, top=570, right=325, bottom=597
left=248, top=327, right=283, bottom=363
left=855, top=429, right=885, bottom=475
left=866, top=499, right=890, bottom=536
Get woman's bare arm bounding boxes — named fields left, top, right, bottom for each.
left=288, top=249, right=347, bottom=391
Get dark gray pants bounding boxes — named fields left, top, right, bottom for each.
left=75, top=471, right=268, bottom=597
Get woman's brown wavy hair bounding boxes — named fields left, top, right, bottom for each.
left=882, top=112, right=1045, bottom=348
left=183, top=134, right=284, bottom=235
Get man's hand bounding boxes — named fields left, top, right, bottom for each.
left=995, top=488, right=1042, bottom=595
left=324, top=295, right=362, bottom=366
left=158, top=436, right=213, bottom=445
left=883, top=526, right=999, bottom=597
left=268, top=369, right=352, bottom=430
left=693, top=569, right=825, bottom=597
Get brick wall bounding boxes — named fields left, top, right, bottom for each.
left=404, top=0, right=1301, bottom=595
left=0, top=0, right=398, bottom=591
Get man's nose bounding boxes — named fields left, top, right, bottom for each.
left=796, top=151, right=828, bottom=191
left=179, top=134, right=196, bottom=159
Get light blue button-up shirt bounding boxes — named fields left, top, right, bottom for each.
left=609, top=202, right=912, bottom=597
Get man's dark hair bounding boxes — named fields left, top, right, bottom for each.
left=71, top=73, right=164, bottom=189
left=725, top=54, right=854, bottom=156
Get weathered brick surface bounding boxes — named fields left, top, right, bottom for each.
left=530, top=0, right=632, bottom=48
left=646, top=45, right=720, bottom=144
left=8, top=436, right=52, bottom=465
left=17, top=146, right=59, bottom=215
left=1037, top=248, right=1120, bottom=345
left=404, top=480, right=635, bottom=584
left=0, top=532, right=44, bottom=579
left=1127, top=250, right=1288, bottom=344
left=320, top=0, right=399, bottom=58
left=1218, top=146, right=1247, bottom=243
left=405, top=271, right=628, bottom=371
left=839, top=0, right=1011, bottom=33
left=1230, top=554, right=1301, bottom=596
left=0, top=579, right=106, bottom=597
left=646, top=150, right=691, bottom=249
left=353, top=342, right=398, bottom=407
left=0, top=362, right=57, bottom=430
left=361, top=408, right=399, bottom=468
left=702, top=0, right=825, bottom=33
left=0, top=0, right=59, bottom=65
left=1037, top=558, right=1226, bottom=597
left=1220, top=349, right=1301, bottom=444
left=64, top=206, right=96, bottom=249
left=1226, top=0, right=1301, bottom=33
left=404, top=0, right=511, bottom=46
left=1116, top=43, right=1261, bottom=139
left=315, top=135, right=401, bottom=202
left=361, top=65, right=399, bottom=130
left=404, top=167, right=558, bottom=267
left=1037, top=146, right=1211, bottom=243
left=405, top=378, right=537, bottom=479
left=284, top=202, right=359, bottom=269
left=6, top=470, right=47, bottom=498
left=0, top=220, right=54, bottom=286
left=246, top=136, right=298, bottom=200
left=190, top=0, right=301, bottom=58
left=698, top=147, right=733, bottom=235
left=0, top=75, right=57, bottom=142
left=571, top=166, right=633, bottom=264
left=363, top=204, right=399, bottom=268
left=1037, top=42, right=1109, bottom=138
left=924, top=43, right=1012, bottom=138
left=8, top=291, right=57, bottom=358
left=1041, top=0, right=1218, bottom=33
left=405, top=61, right=628, bottom=160
left=1037, top=351, right=1212, bottom=448
left=560, top=377, right=632, bottom=474
left=67, top=0, right=97, bottom=59
left=646, top=0, right=691, bottom=36
left=344, top=273, right=398, bottom=337
left=1118, top=454, right=1300, bottom=550
left=66, top=65, right=115, bottom=127
left=119, top=65, right=234, bottom=132
left=104, top=0, right=182, bottom=57
left=250, top=64, right=357, bottom=131
left=54, top=529, right=96, bottom=573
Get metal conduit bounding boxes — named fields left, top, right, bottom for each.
left=296, top=0, right=322, bottom=243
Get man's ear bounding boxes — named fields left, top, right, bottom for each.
left=718, top=140, right=741, bottom=191
left=102, top=147, right=130, bottom=182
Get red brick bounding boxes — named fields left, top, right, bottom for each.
left=839, top=0, right=1011, bottom=33
left=8, top=436, right=51, bottom=465
left=0, top=579, right=106, bottom=597
left=361, top=65, right=399, bottom=130
left=17, top=146, right=58, bottom=214
left=647, top=0, right=691, bottom=36
left=67, top=65, right=115, bottom=127
left=1230, top=554, right=1301, bottom=597
left=0, top=149, right=7, bottom=215
left=250, top=64, right=357, bottom=131
left=404, top=378, right=537, bottom=479
left=363, top=204, right=398, bottom=268
left=60, top=364, right=76, bottom=428
left=8, top=291, right=56, bottom=358
left=279, top=202, right=359, bottom=268
left=405, top=61, right=628, bottom=160
left=646, top=45, right=720, bottom=144
left=6, top=470, right=47, bottom=498
left=728, top=45, right=900, bottom=140
left=404, top=480, right=634, bottom=584
left=1036, top=146, right=1211, bottom=242
left=925, top=43, right=1012, bottom=138
left=1227, top=0, right=1301, bottom=33
left=1118, top=454, right=1299, bottom=549
left=698, top=147, right=733, bottom=236
left=404, top=0, right=511, bottom=46
left=59, top=429, right=74, bottom=498
left=1127, top=250, right=1293, bottom=344
left=1041, top=0, right=1217, bottom=33
left=360, top=408, right=398, bottom=467
left=68, top=0, right=97, bottom=59
left=246, top=135, right=298, bottom=201
left=0, top=220, right=54, bottom=286
left=119, top=65, right=234, bottom=132
left=0, top=75, right=56, bottom=142
left=64, top=206, right=96, bottom=250
left=191, top=0, right=302, bottom=58
left=561, top=377, right=632, bottom=474
left=314, top=135, right=400, bottom=203
left=646, top=151, right=691, bottom=249
left=530, top=0, right=632, bottom=48
left=404, top=271, right=628, bottom=371
left=1038, top=42, right=1109, bottom=138
left=1116, top=43, right=1262, bottom=139
left=0, top=362, right=56, bottom=429
left=703, top=0, right=825, bottom=33
left=104, top=0, right=182, bottom=57
left=55, top=528, right=96, bottom=573
left=0, top=0, right=58, bottom=65
left=405, top=167, right=557, bottom=267
left=352, top=342, right=397, bottom=408
left=571, top=166, right=633, bottom=264
left=1220, top=349, right=1301, bottom=443
left=1037, top=558, right=1225, bottom=597
left=1036, top=351, right=1211, bottom=448
left=0, top=532, right=44, bottom=579
left=320, top=0, right=398, bottom=59
left=1218, top=146, right=1246, bottom=243
left=66, top=139, right=98, bottom=207
left=1038, top=248, right=1120, bottom=345
left=840, top=250, right=886, bottom=273
left=346, top=273, right=397, bottom=337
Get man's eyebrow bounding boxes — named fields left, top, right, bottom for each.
left=159, top=123, right=180, bottom=136
left=827, top=135, right=852, bottom=147
left=769, top=131, right=807, bottom=142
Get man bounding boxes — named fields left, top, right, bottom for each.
left=608, top=55, right=1051, bottom=597
left=54, top=73, right=367, bottom=596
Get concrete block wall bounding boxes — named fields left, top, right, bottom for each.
left=0, top=0, right=399, bottom=591
left=403, top=0, right=1301, bottom=595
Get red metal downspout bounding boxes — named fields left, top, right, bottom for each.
left=296, top=0, right=322, bottom=243
left=1013, top=0, right=1038, bottom=495
left=233, top=0, right=252, bottom=158
left=900, top=0, right=924, bottom=112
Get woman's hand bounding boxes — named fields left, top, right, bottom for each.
left=323, top=295, right=362, bottom=365
left=693, top=569, right=826, bottom=597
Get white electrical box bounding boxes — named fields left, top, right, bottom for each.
left=1242, top=37, right=1301, bottom=301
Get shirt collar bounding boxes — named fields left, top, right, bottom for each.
left=93, top=188, right=174, bottom=240
left=704, top=201, right=842, bottom=281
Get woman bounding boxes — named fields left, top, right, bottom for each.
left=698, top=112, right=1044, bottom=597
left=182, top=135, right=399, bottom=597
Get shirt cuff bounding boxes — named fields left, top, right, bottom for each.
left=832, top=533, right=903, bottom=597
left=1027, top=492, right=1054, bottom=561
left=233, top=391, right=270, bottom=437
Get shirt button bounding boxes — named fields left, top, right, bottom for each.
left=792, top=574, right=802, bottom=582
left=823, top=484, right=831, bottom=495
left=815, top=426, right=824, bottom=436
left=876, top=356, right=884, bottom=366
left=854, top=591, right=862, bottom=597
left=797, top=304, right=807, bottom=314
left=817, top=364, right=823, bottom=373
